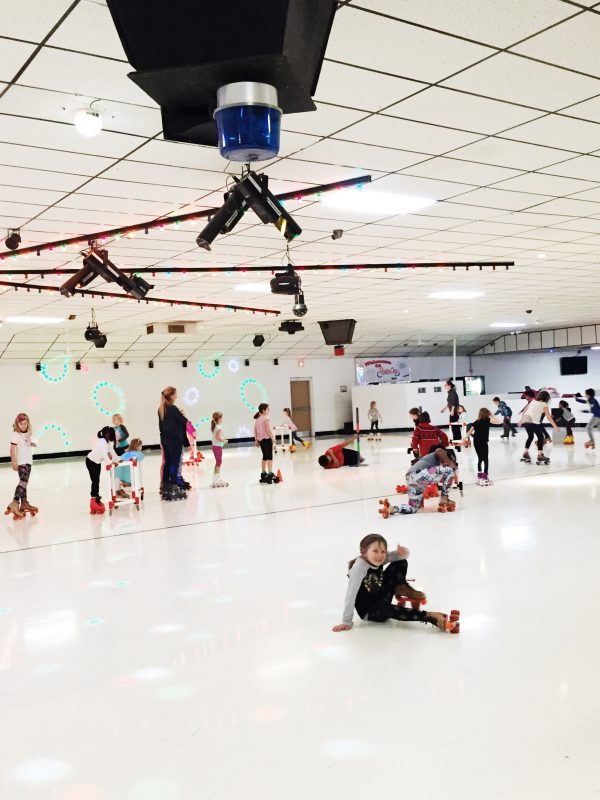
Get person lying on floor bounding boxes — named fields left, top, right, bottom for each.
left=318, top=435, right=365, bottom=469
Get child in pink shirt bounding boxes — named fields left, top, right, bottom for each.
left=254, top=403, right=277, bottom=484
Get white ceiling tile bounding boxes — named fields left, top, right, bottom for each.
left=502, top=115, right=600, bottom=153
left=442, top=53, right=600, bottom=110
left=18, top=47, right=151, bottom=105
left=256, top=158, right=379, bottom=186
left=402, top=157, right=521, bottom=186
left=561, top=96, right=600, bottom=124
left=491, top=173, right=593, bottom=196
left=0, top=38, right=36, bottom=82
left=406, top=202, right=504, bottom=220
left=524, top=198, right=600, bottom=216
left=0, top=115, right=143, bottom=158
left=564, top=186, right=600, bottom=203
left=0, top=185, right=65, bottom=205
left=356, top=0, right=573, bottom=48
left=0, top=141, right=112, bottom=176
left=449, top=137, right=572, bottom=170
left=512, top=12, right=600, bottom=79
left=0, top=1, right=74, bottom=42
left=325, top=6, right=492, bottom=83
left=540, top=155, right=600, bottom=181
left=282, top=103, right=367, bottom=136
left=452, top=187, right=552, bottom=210
left=57, top=194, right=176, bottom=215
left=130, top=139, right=230, bottom=171
left=386, top=87, right=541, bottom=134
left=47, top=1, right=127, bottom=61
left=370, top=173, right=476, bottom=200
left=294, top=139, right=428, bottom=172
left=315, top=61, right=422, bottom=111
left=100, top=161, right=227, bottom=191
left=0, top=165, right=83, bottom=192
left=335, top=115, right=481, bottom=155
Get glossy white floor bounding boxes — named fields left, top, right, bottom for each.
left=1, top=433, right=599, bottom=799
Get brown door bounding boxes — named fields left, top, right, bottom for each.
left=290, top=380, right=312, bottom=434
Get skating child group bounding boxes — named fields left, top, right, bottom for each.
left=5, top=381, right=600, bottom=638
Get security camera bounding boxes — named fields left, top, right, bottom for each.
left=526, top=309, right=533, bottom=314
left=331, top=229, right=343, bottom=240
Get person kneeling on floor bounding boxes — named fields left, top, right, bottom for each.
left=318, top=435, right=365, bottom=469
left=332, top=533, right=458, bottom=633
left=400, top=447, right=457, bottom=513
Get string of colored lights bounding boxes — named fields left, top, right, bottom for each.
left=0, top=261, right=514, bottom=277
left=0, top=280, right=281, bottom=315
left=0, top=175, right=372, bottom=260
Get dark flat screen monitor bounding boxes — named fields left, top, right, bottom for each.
left=560, top=356, right=587, bottom=375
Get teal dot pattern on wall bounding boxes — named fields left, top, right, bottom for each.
left=197, top=360, right=221, bottom=379
left=40, top=357, right=70, bottom=384
left=239, top=378, right=269, bottom=412
left=92, top=381, right=126, bottom=417
left=194, top=415, right=211, bottom=430
left=35, top=423, right=70, bottom=448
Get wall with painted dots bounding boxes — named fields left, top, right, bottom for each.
left=0, top=357, right=356, bottom=456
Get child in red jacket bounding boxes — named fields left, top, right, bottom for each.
left=411, top=412, right=449, bottom=458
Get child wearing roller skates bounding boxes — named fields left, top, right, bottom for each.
left=254, top=403, right=278, bottom=483
left=466, top=408, right=502, bottom=485
left=493, top=397, right=517, bottom=438
left=6, top=413, right=37, bottom=520
left=556, top=400, right=575, bottom=444
left=114, top=438, right=144, bottom=497
left=112, top=413, right=129, bottom=456
left=282, top=408, right=309, bottom=448
left=520, top=391, right=559, bottom=464
left=367, top=401, right=382, bottom=440
left=380, top=447, right=457, bottom=516
left=86, top=426, right=118, bottom=514
left=575, top=389, right=600, bottom=448
left=318, top=435, right=365, bottom=469
left=411, top=411, right=449, bottom=458
left=210, top=411, right=228, bottom=487
left=332, top=534, right=459, bottom=633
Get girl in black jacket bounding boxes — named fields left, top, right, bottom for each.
left=158, top=386, right=188, bottom=499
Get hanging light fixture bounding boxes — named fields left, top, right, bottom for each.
left=74, top=107, right=103, bottom=138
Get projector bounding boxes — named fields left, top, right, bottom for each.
left=279, top=319, right=304, bottom=335
left=270, top=267, right=301, bottom=296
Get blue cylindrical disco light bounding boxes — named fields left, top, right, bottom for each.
left=214, top=82, right=281, bottom=162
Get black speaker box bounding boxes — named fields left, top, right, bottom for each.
left=106, top=0, right=337, bottom=146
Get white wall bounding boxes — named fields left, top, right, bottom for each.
left=0, top=357, right=356, bottom=456
left=471, top=349, right=600, bottom=395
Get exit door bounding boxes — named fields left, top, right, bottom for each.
left=290, top=379, right=312, bottom=435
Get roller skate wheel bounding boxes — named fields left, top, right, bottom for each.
left=450, top=622, right=460, bottom=634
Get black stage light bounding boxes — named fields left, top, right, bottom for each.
left=76, top=362, right=81, bottom=371
left=196, top=191, right=245, bottom=251
left=252, top=334, right=265, bottom=348
left=182, top=359, right=188, bottom=367
left=5, top=230, right=21, bottom=250
left=149, top=360, right=154, bottom=368
left=214, top=359, right=220, bottom=367
left=273, top=358, right=279, bottom=366
left=113, top=361, right=119, bottom=369
left=35, top=363, right=41, bottom=372
left=94, top=334, right=108, bottom=349
left=60, top=249, right=153, bottom=299
left=270, top=265, right=301, bottom=296
left=292, top=292, right=307, bottom=317
left=244, top=359, right=250, bottom=366
left=279, top=319, right=304, bottom=335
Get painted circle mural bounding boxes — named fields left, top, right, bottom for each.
left=239, top=378, right=269, bottom=412
left=92, top=381, right=126, bottom=417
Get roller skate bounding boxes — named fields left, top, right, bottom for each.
left=520, top=453, right=531, bottom=463
left=211, top=477, right=229, bottom=488
left=395, top=582, right=427, bottom=610
left=259, top=472, right=270, bottom=484
left=562, top=435, right=574, bottom=445
left=367, top=434, right=373, bottom=442
left=267, top=471, right=280, bottom=484
left=90, top=497, right=105, bottom=514
left=160, top=484, right=175, bottom=501
left=302, top=441, right=311, bottom=449
left=173, top=484, right=187, bottom=499
left=475, top=472, right=484, bottom=486
left=20, top=500, right=38, bottom=517
left=423, top=610, right=460, bottom=633
left=536, top=454, right=550, bottom=465
left=395, top=484, right=408, bottom=494
left=437, top=496, right=456, bottom=513
left=288, top=444, right=297, bottom=453
left=584, top=440, right=595, bottom=449
left=5, top=500, right=24, bottom=520
left=378, top=498, right=398, bottom=519
left=481, top=473, right=493, bottom=486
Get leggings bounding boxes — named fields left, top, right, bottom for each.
left=363, top=560, right=427, bottom=624
left=449, top=414, right=461, bottom=441
left=587, top=417, right=600, bottom=442
left=14, top=464, right=31, bottom=501
left=370, top=420, right=379, bottom=432
left=473, top=440, right=488, bottom=473
left=86, top=457, right=102, bottom=499
left=565, top=420, right=574, bottom=437
left=524, top=423, right=545, bottom=451
left=503, top=416, right=517, bottom=436
left=292, top=431, right=304, bottom=444
left=399, top=464, right=455, bottom=514
left=161, top=438, right=183, bottom=484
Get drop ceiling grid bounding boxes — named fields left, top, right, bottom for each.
left=1, top=2, right=600, bottom=358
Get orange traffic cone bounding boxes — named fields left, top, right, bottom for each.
left=276, top=469, right=283, bottom=483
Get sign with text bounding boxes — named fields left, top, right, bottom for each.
left=355, top=358, right=410, bottom=385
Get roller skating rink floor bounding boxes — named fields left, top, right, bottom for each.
left=1, top=434, right=599, bottom=799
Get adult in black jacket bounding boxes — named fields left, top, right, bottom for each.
left=158, top=386, right=188, bottom=488
left=441, top=379, right=462, bottom=444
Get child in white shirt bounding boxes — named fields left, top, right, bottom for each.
left=8, top=413, right=37, bottom=518
left=86, top=427, right=118, bottom=513
left=210, top=411, right=228, bottom=487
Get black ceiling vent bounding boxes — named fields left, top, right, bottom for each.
left=106, top=0, right=337, bottom=147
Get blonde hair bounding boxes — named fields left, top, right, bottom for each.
left=159, top=386, right=177, bottom=420
left=210, top=411, right=223, bottom=432
left=13, top=413, right=31, bottom=434
left=369, top=401, right=376, bottom=407
left=112, top=413, right=123, bottom=425
left=129, top=438, right=143, bottom=452
left=478, top=407, right=492, bottom=421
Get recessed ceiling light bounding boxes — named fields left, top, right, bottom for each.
left=489, top=321, right=526, bottom=329
left=591, top=346, right=600, bottom=350
left=536, top=253, right=546, bottom=259
left=233, top=282, right=270, bottom=293
left=429, top=290, right=485, bottom=300
left=74, top=109, right=102, bottom=137
left=6, top=316, right=65, bottom=324
left=321, top=188, right=436, bottom=216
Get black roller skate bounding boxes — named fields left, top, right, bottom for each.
left=259, top=472, right=270, bottom=484
left=520, top=453, right=531, bottom=463
left=268, top=472, right=280, bottom=484
left=160, top=483, right=176, bottom=501
left=536, top=454, right=550, bottom=465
